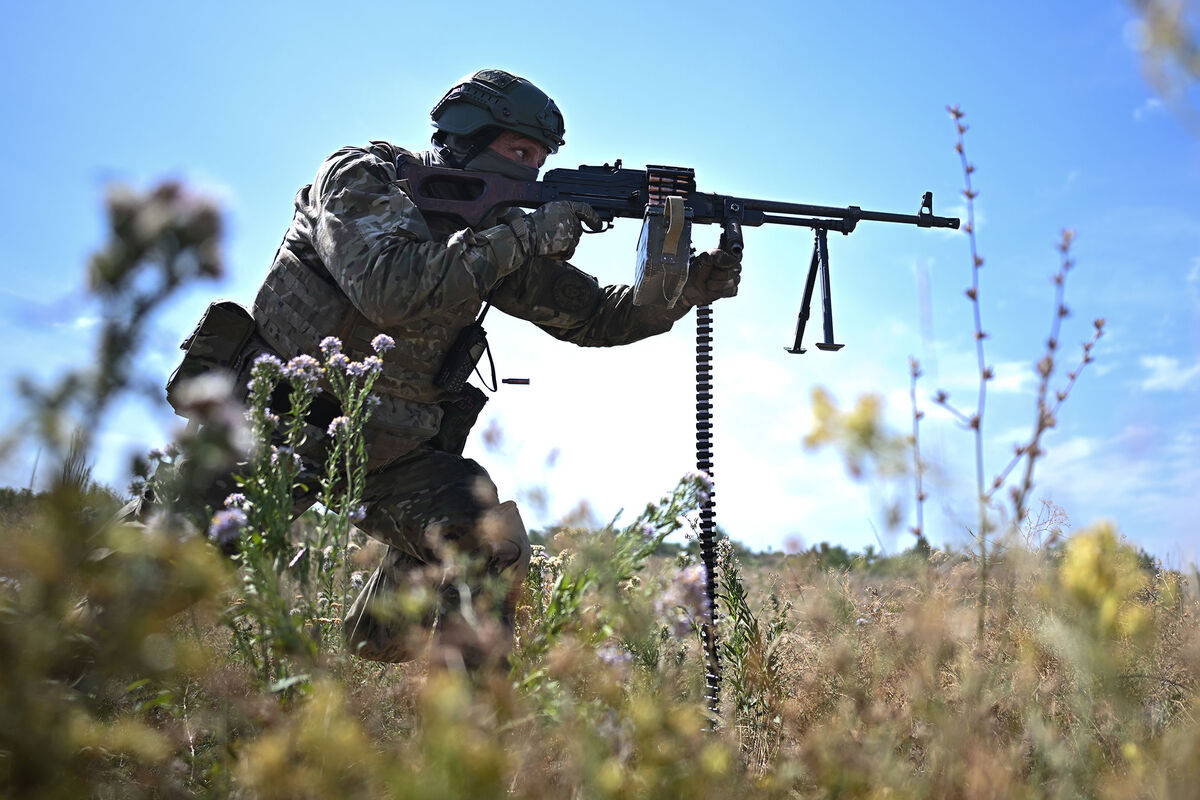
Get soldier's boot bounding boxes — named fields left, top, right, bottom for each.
left=431, top=500, right=531, bottom=673
left=344, top=501, right=530, bottom=670
left=343, top=546, right=433, bottom=663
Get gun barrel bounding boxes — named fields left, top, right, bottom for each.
left=743, top=198, right=960, bottom=230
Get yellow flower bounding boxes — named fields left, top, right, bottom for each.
left=1060, top=523, right=1148, bottom=637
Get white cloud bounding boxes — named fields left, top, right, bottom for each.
left=56, top=314, right=100, bottom=331
left=1034, top=421, right=1200, bottom=564
left=989, top=359, right=1038, bottom=394
left=1044, top=434, right=1100, bottom=463
left=1133, top=97, right=1165, bottom=121
left=929, top=355, right=1039, bottom=402
left=1138, top=355, right=1200, bottom=391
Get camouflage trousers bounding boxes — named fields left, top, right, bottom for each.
left=343, top=445, right=531, bottom=671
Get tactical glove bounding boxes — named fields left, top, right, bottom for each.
left=519, top=201, right=602, bottom=261
left=681, top=248, right=742, bottom=307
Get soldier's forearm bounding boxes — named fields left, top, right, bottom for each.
left=541, top=284, right=691, bottom=348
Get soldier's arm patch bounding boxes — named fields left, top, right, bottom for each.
left=550, top=268, right=602, bottom=317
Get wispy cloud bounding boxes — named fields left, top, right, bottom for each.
left=1037, top=421, right=1200, bottom=563
left=54, top=314, right=100, bottom=331
left=933, top=357, right=1038, bottom=398
left=990, top=360, right=1038, bottom=394
left=1133, top=97, right=1165, bottom=121
left=1138, top=354, right=1200, bottom=391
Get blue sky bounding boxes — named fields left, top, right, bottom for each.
left=2, top=2, right=1197, bottom=562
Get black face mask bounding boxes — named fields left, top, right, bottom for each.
left=435, top=130, right=540, bottom=181
left=463, top=149, right=540, bottom=182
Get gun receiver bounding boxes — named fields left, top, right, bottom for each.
left=399, top=160, right=960, bottom=352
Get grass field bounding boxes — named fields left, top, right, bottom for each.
left=2, top=474, right=1197, bottom=798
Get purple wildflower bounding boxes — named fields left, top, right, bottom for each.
left=371, top=333, right=395, bottom=354
left=252, top=353, right=283, bottom=374
left=224, top=492, right=247, bottom=508
left=319, top=336, right=343, bottom=356
left=366, top=394, right=382, bottom=408
left=328, top=352, right=350, bottom=371
left=345, top=356, right=383, bottom=378
left=655, top=564, right=710, bottom=639
left=684, top=470, right=714, bottom=500
left=248, top=355, right=283, bottom=395
left=282, top=354, right=323, bottom=386
left=208, top=508, right=247, bottom=548
left=597, top=644, right=633, bottom=669
left=349, top=504, right=367, bottom=523
left=326, top=415, right=350, bottom=437
left=270, top=446, right=302, bottom=471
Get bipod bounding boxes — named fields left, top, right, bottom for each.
left=786, top=227, right=844, bottom=354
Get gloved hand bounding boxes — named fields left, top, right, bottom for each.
left=681, top=248, right=742, bottom=307
left=522, top=201, right=602, bottom=260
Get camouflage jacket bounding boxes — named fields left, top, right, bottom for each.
left=253, top=141, right=691, bottom=464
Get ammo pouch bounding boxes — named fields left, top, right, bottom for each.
left=429, top=384, right=488, bottom=456
left=165, top=300, right=257, bottom=416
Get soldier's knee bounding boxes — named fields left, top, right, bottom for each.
left=478, top=500, right=530, bottom=576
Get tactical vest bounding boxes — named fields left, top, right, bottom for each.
left=252, top=144, right=486, bottom=461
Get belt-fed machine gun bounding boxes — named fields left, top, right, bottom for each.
left=399, top=160, right=960, bottom=353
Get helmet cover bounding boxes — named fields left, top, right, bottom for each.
left=431, top=69, right=565, bottom=153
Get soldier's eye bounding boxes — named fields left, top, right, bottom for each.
left=514, top=148, right=528, bottom=160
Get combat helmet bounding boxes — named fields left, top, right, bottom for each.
left=431, top=69, right=565, bottom=154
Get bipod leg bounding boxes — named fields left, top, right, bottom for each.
left=815, top=228, right=844, bottom=351
left=786, top=232, right=823, bottom=354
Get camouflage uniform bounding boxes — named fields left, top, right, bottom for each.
left=252, top=141, right=691, bottom=666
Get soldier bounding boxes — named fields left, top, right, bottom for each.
left=203, top=69, right=741, bottom=671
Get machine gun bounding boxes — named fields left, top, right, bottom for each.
left=400, top=157, right=960, bottom=723
left=399, top=159, right=960, bottom=353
